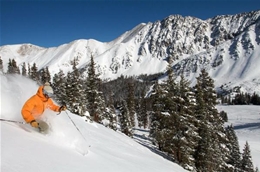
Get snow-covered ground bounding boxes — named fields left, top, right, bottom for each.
left=1, top=74, right=259, bottom=171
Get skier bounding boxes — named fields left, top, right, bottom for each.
left=21, top=82, right=66, bottom=132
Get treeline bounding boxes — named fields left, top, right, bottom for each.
left=0, top=56, right=51, bottom=82
left=220, top=92, right=260, bottom=105
left=0, top=56, right=257, bottom=171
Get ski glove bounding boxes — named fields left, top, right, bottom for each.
left=59, top=105, right=66, bottom=112
left=30, top=120, right=39, bottom=128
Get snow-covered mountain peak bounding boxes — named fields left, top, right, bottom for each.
left=1, top=10, right=260, bottom=94
left=0, top=43, right=44, bottom=57
left=110, top=23, right=148, bottom=44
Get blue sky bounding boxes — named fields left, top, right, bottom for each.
left=1, top=0, right=260, bottom=48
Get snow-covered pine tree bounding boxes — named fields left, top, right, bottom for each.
left=127, top=82, right=136, bottom=127
left=52, top=69, right=67, bottom=106
left=195, top=122, right=215, bottom=171
left=94, top=79, right=107, bottom=122
left=13, top=59, right=20, bottom=74
left=30, top=63, right=39, bottom=81
left=137, top=89, right=149, bottom=128
left=149, top=81, right=168, bottom=150
left=160, top=57, right=199, bottom=170
left=118, top=100, right=133, bottom=137
left=194, top=68, right=228, bottom=171
left=225, top=125, right=242, bottom=171
left=161, top=60, right=199, bottom=170
left=193, top=74, right=215, bottom=171
left=162, top=59, right=181, bottom=161
left=27, top=63, right=31, bottom=77
left=175, top=75, right=200, bottom=171
left=39, top=66, right=51, bottom=84
left=0, top=56, right=3, bottom=72
left=21, top=62, right=27, bottom=76
left=241, top=141, right=254, bottom=172
left=7, top=59, right=14, bottom=73
left=251, top=92, right=260, bottom=105
left=102, top=88, right=117, bottom=130
left=7, top=59, right=20, bottom=74
left=85, top=54, right=105, bottom=122
left=65, top=59, right=85, bottom=115
left=65, top=72, right=76, bottom=113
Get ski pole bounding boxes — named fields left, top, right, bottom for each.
left=63, top=110, right=89, bottom=144
left=0, top=118, right=26, bottom=124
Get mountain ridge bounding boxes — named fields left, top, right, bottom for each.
left=1, top=10, right=260, bottom=94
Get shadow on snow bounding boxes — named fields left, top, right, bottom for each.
left=133, top=128, right=175, bottom=163
left=233, top=122, right=260, bottom=130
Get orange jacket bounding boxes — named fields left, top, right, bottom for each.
left=21, top=85, right=60, bottom=123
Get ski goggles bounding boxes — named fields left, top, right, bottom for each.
left=43, top=90, right=54, bottom=98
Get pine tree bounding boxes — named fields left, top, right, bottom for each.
left=30, top=63, right=39, bottom=81
left=40, top=66, right=51, bottom=84
left=149, top=59, right=199, bottom=167
left=194, top=69, right=228, bottom=171
left=21, top=62, right=27, bottom=76
left=251, top=92, right=260, bottom=105
left=103, top=92, right=117, bottom=130
left=52, top=69, right=67, bottom=106
left=241, top=141, right=254, bottom=172
left=12, top=59, right=20, bottom=74
left=0, top=56, right=3, bottom=73
left=160, top=58, right=199, bottom=170
left=149, top=81, right=168, bottom=150
left=65, top=59, right=85, bottom=115
left=95, top=79, right=107, bottom=121
left=195, top=123, right=216, bottom=171
left=7, top=59, right=13, bottom=73
left=118, top=100, right=133, bottom=137
left=7, top=59, right=20, bottom=74
left=27, top=63, right=31, bottom=76
left=226, top=125, right=242, bottom=171
left=85, top=54, right=105, bottom=122
left=127, top=82, right=136, bottom=127
left=158, top=56, right=180, bottom=155
left=162, top=60, right=181, bottom=161
left=175, top=75, right=199, bottom=170
left=137, top=89, right=149, bottom=128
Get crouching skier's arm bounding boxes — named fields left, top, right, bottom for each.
left=47, top=99, right=66, bottom=113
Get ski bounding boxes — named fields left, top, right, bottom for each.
left=0, top=118, right=26, bottom=124
left=0, top=118, right=43, bottom=134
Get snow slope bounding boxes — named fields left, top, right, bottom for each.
left=0, top=74, right=187, bottom=172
